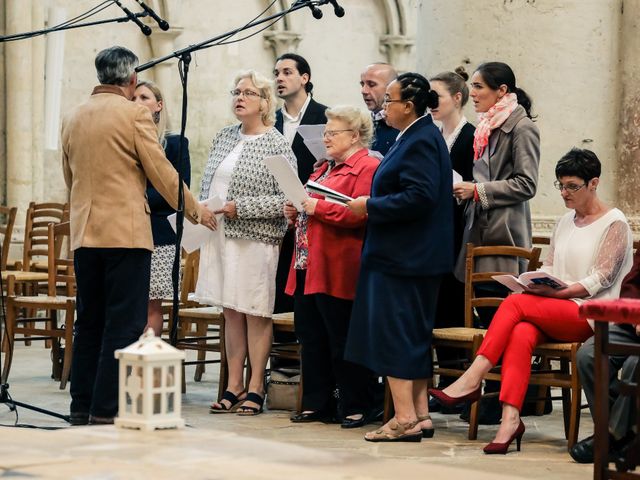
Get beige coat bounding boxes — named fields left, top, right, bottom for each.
left=62, top=85, right=202, bottom=251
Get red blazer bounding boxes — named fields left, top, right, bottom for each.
left=285, top=148, right=379, bottom=300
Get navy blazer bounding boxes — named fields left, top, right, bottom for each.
left=363, top=115, right=453, bottom=276
left=275, top=97, right=328, bottom=183
left=146, top=134, right=191, bottom=246
left=372, top=118, right=399, bottom=156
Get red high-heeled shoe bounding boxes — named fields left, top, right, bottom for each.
left=483, top=420, right=526, bottom=454
left=428, top=386, right=482, bottom=408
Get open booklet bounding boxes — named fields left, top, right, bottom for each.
left=492, top=271, right=568, bottom=293
left=306, top=180, right=353, bottom=206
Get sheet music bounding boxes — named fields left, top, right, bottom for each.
left=263, top=155, right=308, bottom=212
left=168, top=197, right=223, bottom=253
left=297, top=124, right=327, bottom=161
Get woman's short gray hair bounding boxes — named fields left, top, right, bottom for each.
left=325, top=105, right=374, bottom=147
left=232, top=70, right=276, bottom=126
left=95, top=46, right=138, bottom=86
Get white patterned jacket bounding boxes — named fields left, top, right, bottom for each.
left=199, top=125, right=296, bottom=245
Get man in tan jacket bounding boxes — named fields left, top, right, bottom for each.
left=62, top=46, right=215, bottom=425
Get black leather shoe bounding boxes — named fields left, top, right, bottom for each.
left=569, top=436, right=594, bottom=464
left=341, top=413, right=367, bottom=429
left=290, top=411, right=334, bottom=423
left=68, top=412, right=89, bottom=426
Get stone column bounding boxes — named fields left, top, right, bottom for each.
left=416, top=0, right=623, bottom=234
left=5, top=0, right=34, bottom=217
left=379, top=35, right=415, bottom=72
left=31, top=1, right=45, bottom=202
left=617, top=0, right=640, bottom=227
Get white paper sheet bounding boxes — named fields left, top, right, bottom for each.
left=168, top=197, right=223, bottom=253
left=297, top=124, right=327, bottom=161
left=452, top=169, right=463, bottom=186
left=263, top=155, right=308, bottom=212
left=306, top=180, right=353, bottom=205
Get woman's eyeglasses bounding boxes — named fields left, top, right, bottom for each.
left=323, top=129, right=353, bottom=138
left=553, top=180, right=586, bottom=193
left=230, top=89, right=264, bottom=99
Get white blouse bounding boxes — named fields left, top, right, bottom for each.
left=540, top=208, right=633, bottom=312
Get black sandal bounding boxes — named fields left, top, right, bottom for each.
left=236, top=392, right=265, bottom=416
left=210, top=390, right=246, bottom=414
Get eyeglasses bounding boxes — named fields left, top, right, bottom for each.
left=382, top=96, right=406, bottom=106
left=323, top=129, right=353, bottom=138
left=230, top=89, right=264, bottom=99
left=553, top=180, right=587, bottom=192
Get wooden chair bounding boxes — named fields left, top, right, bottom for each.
left=431, top=243, right=585, bottom=449
left=2, top=222, right=75, bottom=389
left=0, top=206, right=17, bottom=271
left=174, top=250, right=226, bottom=396
left=22, top=202, right=68, bottom=273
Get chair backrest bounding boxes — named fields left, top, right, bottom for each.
left=463, top=243, right=542, bottom=328
left=180, top=249, right=200, bottom=304
left=47, top=221, right=75, bottom=297
left=22, top=202, right=68, bottom=272
left=0, top=205, right=17, bottom=270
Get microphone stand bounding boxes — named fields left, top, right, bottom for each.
left=0, top=12, right=150, bottom=42
left=135, top=0, right=335, bottom=346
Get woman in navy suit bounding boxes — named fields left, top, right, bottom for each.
left=133, top=81, right=190, bottom=337
left=346, top=73, right=453, bottom=442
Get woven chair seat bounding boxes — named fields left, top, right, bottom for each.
left=536, top=342, right=576, bottom=352
left=2, top=271, right=48, bottom=281
left=14, top=295, right=75, bottom=305
left=432, top=327, right=486, bottom=342
left=179, top=306, right=222, bottom=319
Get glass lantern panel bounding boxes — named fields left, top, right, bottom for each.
left=167, top=366, right=175, bottom=387
left=153, top=366, right=162, bottom=388
left=167, top=392, right=174, bottom=413
left=153, top=393, right=162, bottom=414
left=125, top=392, right=133, bottom=413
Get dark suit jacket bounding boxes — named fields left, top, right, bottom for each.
left=372, top=118, right=399, bottom=156
left=363, top=115, right=453, bottom=276
left=275, top=97, right=328, bottom=184
left=147, top=134, right=191, bottom=246
left=621, top=248, right=640, bottom=299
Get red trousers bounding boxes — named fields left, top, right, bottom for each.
left=476, top=294, right=593, bottom=410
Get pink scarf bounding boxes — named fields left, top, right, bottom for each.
left=473, top=93, right=518, bottom=160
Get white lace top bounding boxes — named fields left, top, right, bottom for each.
left=540, top=208, right=634, bottom=323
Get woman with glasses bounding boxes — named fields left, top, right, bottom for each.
left=431, top=148, right=633, bottom=454
left=196, top=70, right=296, bottom=416
left=346, top=73, right=453, bottom=442
left=283, top=106, right=380, bottom=428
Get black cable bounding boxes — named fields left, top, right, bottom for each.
left=1, top=0, right=115, bottom=42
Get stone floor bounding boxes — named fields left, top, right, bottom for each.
left=0, top=344, right=594, bottom=479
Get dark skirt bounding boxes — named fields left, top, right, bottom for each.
left=345, top=265, right=441, bottom=379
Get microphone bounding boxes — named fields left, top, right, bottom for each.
left=328, top=0, right=345, bottom=17
left=294, top=0, right=323, bottom=19
left=134, top=0, right=170, bottom=31
left=114, top=0, right=152, bottom=36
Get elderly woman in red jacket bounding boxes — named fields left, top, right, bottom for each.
left=284, top=105, right=380, bottom=428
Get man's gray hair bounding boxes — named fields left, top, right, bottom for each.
left=95, top=46, right=138, bottom=86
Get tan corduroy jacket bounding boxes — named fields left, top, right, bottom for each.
left=61, top=85, right=202, bottom=251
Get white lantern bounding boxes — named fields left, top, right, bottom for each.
left=114, top=329, right=186, bottom=431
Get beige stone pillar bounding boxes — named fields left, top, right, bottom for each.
left=5, top=0, right=34, bottom=216
left=31, top=1, right=45, bottom=202
left=416, top=0, right=622, bottom=234
left=617, top=0, right=640, bottom=225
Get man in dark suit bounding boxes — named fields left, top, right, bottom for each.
left=570, top=248, right=640, bottom=463
left=360, top=63, right=399, bottom=156
left=273, top=53, right=328, bottom=313
left=61, top=46, right=215, bottom=425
